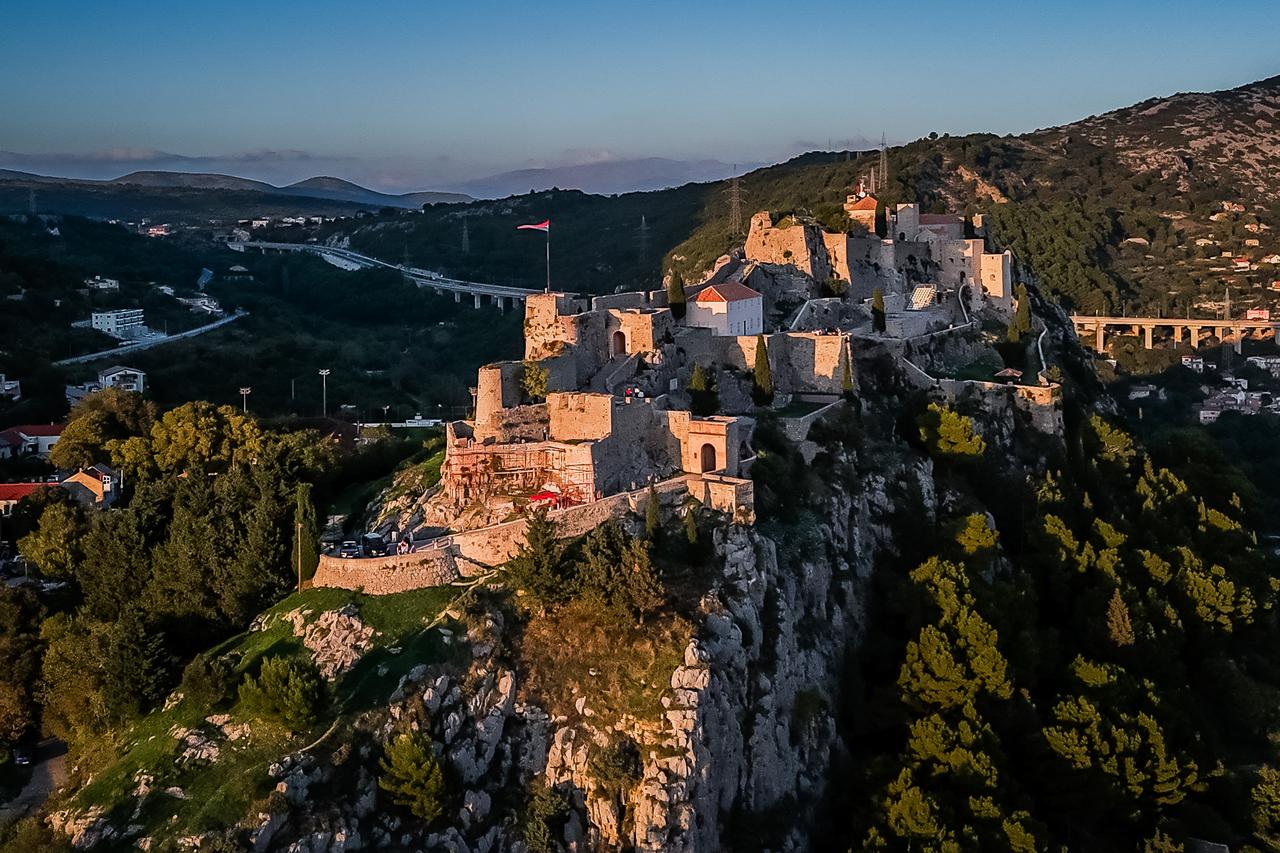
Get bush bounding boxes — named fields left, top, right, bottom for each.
left=521, top=779, right=570, bottom=853
left=379, top=730, right=447, bottom=823
left=237, top=655, right=322, bottom=731
left=587, top=737, right=642, bottom=798
left=180, top=652, right=235, bottom=708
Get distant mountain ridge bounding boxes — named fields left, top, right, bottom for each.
left=446, top=157, right=762, bottom=199
left=0, top=168, right=472, bottom=210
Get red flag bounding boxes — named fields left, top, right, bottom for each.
left=516, top=220, right=549, bottom=232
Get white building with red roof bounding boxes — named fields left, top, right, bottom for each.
left=0, top=424, right=65, bottom=458
left=0, top=483, right=46, bottom=517
left=685, top=282, right=763, bottom=337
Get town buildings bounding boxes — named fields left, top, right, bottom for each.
left=66, top=366, right=147, bottom=404
left=0, top=424, right=64, bottom=458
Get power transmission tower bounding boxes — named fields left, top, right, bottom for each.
left=878, top=132, right=889, bottom=191
left=726, top=166, right=745, bottom=240
left=637, top=214, right=650, bottom=260
left=461, top=220, right=470, bottom=254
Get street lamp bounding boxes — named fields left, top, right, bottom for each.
left=239, top=386, right=252, bottom=413
left=318, top=369, right=330, bottom=417
left=382, top=404, right=391, bottom=423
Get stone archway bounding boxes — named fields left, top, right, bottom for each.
left=612, top=330, right=626, bottom=357
left=699, top=442, right=718, bottom=473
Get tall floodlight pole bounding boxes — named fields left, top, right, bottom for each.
left=382, top=404, right=391, bottom=423
left=319, top=369, right=330, bottom=417
left=239, top=386, right=252, bottom=413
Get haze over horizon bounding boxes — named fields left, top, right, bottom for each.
left=3, top=0, right=1278, bottom=193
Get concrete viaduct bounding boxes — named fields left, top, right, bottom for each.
left=1070, top=314, right=1279, bottom=354
left=229, top=241, right=544, bottom=310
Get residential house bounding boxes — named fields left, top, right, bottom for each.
left=85, top=275, right=120, bottom=292
left=60, top=464, right=118, bottom=508
left=98, top=365, right=146, bottom=393
left=0, top=483, right=46, bottom=517
left=1181, top=356, right=1206, bottom=373
left=0, top=374, right=20, bottom=401
left=0, top=424, right=65, bottom=457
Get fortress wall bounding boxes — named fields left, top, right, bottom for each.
left=311, top=550, right=459, bottom=595
left=744, top=212, right=832, bottom=281
left=548, top=392, right=616, bottom=442
left=613, top=310, right=673, bottom=355
left=476, top=403, right=549, bottom=444
left=592, top=290, right=669, bottom=311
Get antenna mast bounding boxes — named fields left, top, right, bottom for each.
left=878, top=132, right=889, bottom=192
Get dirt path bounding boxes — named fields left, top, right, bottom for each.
left=0, top=738, right=67, bottom=827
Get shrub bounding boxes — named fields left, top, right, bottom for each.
left=181, top=652, right=235, bottom=708
left=522, top=360, right=550, bottom=403
left=237, top=655, right=322, bottom=731
left=587, top=738, right=642, bottom=798
left=521, top=779, right=570, bottom=853
left=379, top=730, right=447, bottom=823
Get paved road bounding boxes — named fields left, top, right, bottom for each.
left=54, top=310, right=248, bottom=366
left=0, top=738, right=68, bottom=827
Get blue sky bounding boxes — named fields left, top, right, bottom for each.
left=1, top=0, right=1277, bottom=191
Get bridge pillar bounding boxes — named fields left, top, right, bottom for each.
left=1095, top=323, right=1105, bottom=351
left=454, top=292, right=461, bottom=303
left=1173, top=325, right=1184, bottom=345
left=497, top=297, right=505, bottom=313
left=1234, top=327, right=1244, bottom=355
left=1129, top=324, right=1141, bottom=337
left=1143, top=326, right=1153, bottom=349
left=1189, top=326, right=1201, bottom=349
left=474, top=294, right=483, bottom=310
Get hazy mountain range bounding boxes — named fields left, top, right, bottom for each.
left=0, top=169, right=470, bottom=209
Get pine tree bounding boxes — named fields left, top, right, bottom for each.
left=752, top=334, right=775, bottom=406
left=379, top=730, right=447, bottom=823
left=1106, top=588, right=1136, bottom=646
left=872, top=287, right=887, bottom=333
left=292, top=483, right=319, bottom=587
left=667, top=269, right=687, bottom=320
left=505, top=508, right=569, bottom=612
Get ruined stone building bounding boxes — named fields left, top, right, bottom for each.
left=746, top=199, right=1014, bottom=311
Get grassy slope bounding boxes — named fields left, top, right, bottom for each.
left=62, top=586, right=461, bottom=847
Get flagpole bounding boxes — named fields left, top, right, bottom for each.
left=545, top=227, right=551, bottom=293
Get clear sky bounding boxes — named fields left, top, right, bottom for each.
left=1, top=0, right=1277, bottom=191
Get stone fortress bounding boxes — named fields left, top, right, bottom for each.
left=311, top=189, right=1038, bottom=594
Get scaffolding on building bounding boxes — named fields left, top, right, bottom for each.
left=442, top=442, right=596, bottom=507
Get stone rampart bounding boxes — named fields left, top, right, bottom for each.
left=311, top=549, right=459, bottom=595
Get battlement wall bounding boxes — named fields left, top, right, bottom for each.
left=311, top=549, right=459, bottom=595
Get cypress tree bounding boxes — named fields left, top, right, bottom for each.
left=667, top=269, right=687, bottom=320
left=644, top=484, right=660, bottom=540
left=872, top=287, right=887, bottom=333
left=292, top=483, right=319, bottom=587
left=752, top=334, right=775, bottom=406
left=1008, top=283, right=1032, bottom=343
left=688, top=364, right=718, bottom=416
left=841, top=346, right=855, bottom=399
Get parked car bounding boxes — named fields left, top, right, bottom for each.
left=13, top=746, right=32, bottom=767
left=338, top=541, right=362, bottom=559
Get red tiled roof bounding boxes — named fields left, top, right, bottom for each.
left=0, top=483, right=45, bottom=502
left=847, top=196, right=878, bottom=211
left=691, top=282, right=762, bottom=304
left=8, top=424, right=65, bottom=437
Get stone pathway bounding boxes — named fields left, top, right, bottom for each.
left=0, top=738, right=68, bottom=828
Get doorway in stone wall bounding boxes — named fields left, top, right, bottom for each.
left=612, top=330, right=626, bottom=357
left=699, top=443, right=718, bottom=473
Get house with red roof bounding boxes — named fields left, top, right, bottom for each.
left=0, top=483, right=48, bottom=517
left=685, top=281, right=764, bottom=337
left=0, top=424, right=65, bottom=458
